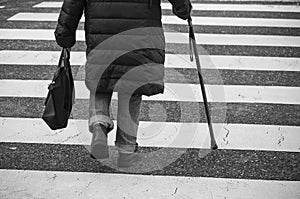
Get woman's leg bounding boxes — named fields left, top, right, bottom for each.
left=88, top=92, right=114, bottom=133
left=89, top=91, right=114, bottom=159
left=115, top=92, right=142, bottom=153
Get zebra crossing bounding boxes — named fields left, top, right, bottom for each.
left=0, top=0, right=300, bottom=198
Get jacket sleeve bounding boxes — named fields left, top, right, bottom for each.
left=168, top=0, right=192, bottom=20
left=55, top=0, right=85, bottom=48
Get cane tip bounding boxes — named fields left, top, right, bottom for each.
left=211, top=144, right=218, bottom=150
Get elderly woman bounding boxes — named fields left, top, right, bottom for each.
left=55, top=0, right=192, bottom=167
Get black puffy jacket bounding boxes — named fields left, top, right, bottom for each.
left=55, top=0, right=192, bottom=96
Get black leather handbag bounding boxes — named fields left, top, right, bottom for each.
left=42, top=48, right=75, bottom=130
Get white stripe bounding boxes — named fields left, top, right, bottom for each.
left=33, top=1, right=300, bottom=13
left=0, top=79, right=299, bottom=104
left=8, top=12, right=300, bottom=28
left=162, top=16, right=300, bottom=28
left=1, top=170, right=299, bottom=199
left=0, top=6, right=5, bottom=9
left=1, top=117, right=300, bottom=152
left=163, top=3, right=300, bottom=13
left=166, top=32, right=300, bottom=47
left=1, top=28, right=300, bottom=47
left=1, top=50, right=300, bottom=71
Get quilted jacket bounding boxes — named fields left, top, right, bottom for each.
left=55, top=0, right=191, bottom=96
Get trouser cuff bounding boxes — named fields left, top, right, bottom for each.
left=89, top=115, right=114, bottom=133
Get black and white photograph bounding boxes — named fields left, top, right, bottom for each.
left=0, top=0, right=299, bottom=198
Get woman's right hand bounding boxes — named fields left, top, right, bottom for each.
left=171, top=0, right=192, bottom=20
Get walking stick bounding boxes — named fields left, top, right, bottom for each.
left=188, top=17, right=218, bottom=150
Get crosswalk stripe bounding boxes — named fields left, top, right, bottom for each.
left=1, top=117, right=299, bottom=152
left=8, top=13, right=300, bottom=28
left=33, top=2, right=300, bottom=13
left=4, top=21, right=300, bottom=36
left=4, top=40, right=297, bottom=57
left=1, top=29, right=300, bottom=47
left=163, top=16, right=300, bottom=28
left=1, top=50, right=300, bottom=71
left=1, top=79, right=299, bottom=104
left=1, top=169, right=299, bottom=199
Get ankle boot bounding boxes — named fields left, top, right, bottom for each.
left=90, top=123, right=109, bottom=159
left=117, top=144, right=142, bottom=168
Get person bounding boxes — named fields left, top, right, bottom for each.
left=55, top=0, right=192, bottom=168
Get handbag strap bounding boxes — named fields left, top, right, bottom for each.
left=58, top=48, right=70, bottom=68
